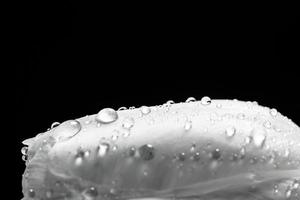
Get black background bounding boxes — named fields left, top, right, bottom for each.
left=15, top=3, right=299, bottom=199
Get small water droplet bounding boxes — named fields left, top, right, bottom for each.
left=285, top=188, right=292, bottom=198
left=138, top=144, right=155, bottom=161
left=96, top=108, right=118, bottom=124
left=166, top=100, right=175, bottom=105
left=82, top=186, right=98, bottom=199
left=237, top=113, right=245, bottom=120
left=245, top=136, right=252, bottom=144
left=128, top=146, right=136, bottom=157
left=211, top=148, right=221, bottom=160
left=143, top=170, right=149, bottom=176
left=225, top=126, right=236, bottom=138
left=252, top=129, right=266, bottom=148
left=117, top=107, right=127, bottom=111
left=201, top=96, right=211, bottom=105
left=270, top=108, right=278, bottom=117
left=122, top=117, right=135, bottom=129
left=263, top=121, right=272, bottom=129
left=21, top=146, right=28, bottom=156
left=98, top=142, right=110, bottom=157
left=240, top=147, right=246, bottom=159
left=184, top=120, right=192, bottom=131
left=112, top=145, right=118, bottom=151
left=28, top=188, right=35, bottom=197
left=111, top=135, right=119, bottom=141
left=51, top=122, right=60, bottom=129
left=46, top=190, right=53, bottom=198
left=216, top=103, right=222, bottom=108
left=140, top=106, right=151, bottom=115
left=22, top=155, right=28, bottom=161
left=192, top=152, right=201, bottom=161
left=185, top=97, right=196, bottom=103
left=273, top=184, right=279, bottom=194
left=176, top=152, right=186, bottom=161
left=190, top=143, right=196, bottom=152
left=122, top=129, right=131, bottom=138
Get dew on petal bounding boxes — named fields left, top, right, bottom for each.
left=96, top=108, right=118, bottom=124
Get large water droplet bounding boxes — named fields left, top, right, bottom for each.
left=225, top=126, right=236, bottom=138
left=82, top=186, right=98, bottom=200
left=140, top=106, right=151, bottom=115
left=96, top=108, right=118, bottom=124
left=56, top=120, right=82, bottom=142
left=122, top=117, right=135, bottom=129
left=98, top=142, right=110, bottom=157
left=138, top=144, right=155, bottom=161
left=252, top=129, right=266, bottom=148
left=185, top=97, right=196, bottom=103
left=201, top=96, right=211, bottom=105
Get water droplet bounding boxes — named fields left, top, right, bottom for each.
left=143, top=170, right=149, bottom=176
left=201, top=96, right=211, bottom=105
left=270, top=108, right=278, bottom=117
left=216, top=103, right=222, bottom=108
left=112, top=145, right=118, bottom=151
left=190, top=143, right=196, bottom=152
left=46, top=190, right=53, bottom=198
left=128, top=146, right=136, bottom=157
left=122, top=117, right=135, bottom=129
left=96, top=108, right=118, bottom=124
left=240, top=147, right=246, bottom=159
left=245, top=136, right=252, bottom=144
left=138, top=144, right=155, bottom=161
left=166, top=100, right=175, bottom=105
left=184, top=120, right=192, bottom=131
left=82, top=186, right=98, bottom=199
left=98, top=142, right=110, bottom=157
left=22, top=155, right=28, bottom=161
left=252, top=129, right=266, bottom=148
left=292, top=180, right=300, bottom=189
left=122, top=129, right=130, bottom=138
left=273, top=184, right=279, bottom=194
left=185, top=97, right=196, bottom=103
left=176, top=152, right=186, bottom=161
left=285, top=188, right=292, bottom=198
left=263, top=121, right=272, bottom=129
left=75, top=156, right=83, bottom=166
left=111, top=135, right=119, bottom=141
left=140, top=106, right=151, bottom=115
left=237, top=113, right=245, bottom=120
left=51, top=122, right=60, bottom=129
left=117, top=107, right=127, bottom=111
left=21, top=146, right=28, bottom=156
left=225, top=126, right=236, bottom=138
left=211, top=148, right=221, bottom=160
left=28, top=188, right=35, bottom=198
left=192, top=152, right=201, bottom=161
